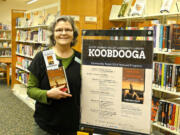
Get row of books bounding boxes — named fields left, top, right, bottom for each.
left=0, top=42, right=11, bottom=48
left=16, top=29, right=49, bottom=43
left=152, top=98, right=180, bottom=132
left=0, top=50, right=11, bottom=57
left=110, top=26, right=153, bottom=41
left=16, top=44, right=34, bottom=57
left=0, top=31, right=11, bottom=40
left=111, top=24, right=180, bottom=52
left=16, top=13, right=57, bottom=27
left=153, top=62, right=180, bottom=92
left=16, top=69, right=29, bottom=85
left=16, top=56, right=32, bottom=70
left=153, top=24, right=180, bottom=53
left=0, top=23, right=11, bottom=30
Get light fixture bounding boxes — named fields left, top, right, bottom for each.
left=27, top=0, right=38, bottom=5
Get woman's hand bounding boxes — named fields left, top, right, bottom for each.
left=46, top=85, right=72, bottom=100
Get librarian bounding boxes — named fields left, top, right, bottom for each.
left=27, top=16, right=81, bottom=135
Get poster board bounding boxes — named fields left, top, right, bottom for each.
left=80, top=29, right=153, bottom=135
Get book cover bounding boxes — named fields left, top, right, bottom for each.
left=160, top=0, right=174, bottom=13
left=130, top=0, right=145, bottom=16
left=168, top=24, right=180, bottom=51
left=122, top=67, right=145, bottom=104
left=43, top=49, right=70, bottom=93
left=175, top=66, right=180, bottom=92
left=174, top=105, right=179, bottom=130
left=151, top=97, right=160, bottom=122
left=47, top=67, right=70, bottom=93
left=118, top=0, right=133, bottom=17
left=109, top=5, right=121, bottom=19
left=157, top=101, right=163, bottom=124
left=161, top=101, right=166, bottom=126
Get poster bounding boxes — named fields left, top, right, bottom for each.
left=81, top=39, right=153, bottom=134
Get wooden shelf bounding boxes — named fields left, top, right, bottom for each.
left=0, top=47, right=11, bottom=49
left=110, top=12, right=180, bottom=22
left=154, top=51, right=180, bottom=56
left=0, top=39, right=11, bottom=41
left=152, top=86, right=180, bottom=96
left=16, top=52, right=33, bottom=59
left=16, top=65, right=29, bottom=73
left=0, top=56, right=11, bottom=57
left=0, top=30, right=11, bottom=32
left=152, top=122, right=180, bottom=135
left=15, top=25, right=48, bottom=30
left=16, top=40, right=48, bottom=44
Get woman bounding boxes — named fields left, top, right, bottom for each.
left=27, top=16, right=81, bottom=135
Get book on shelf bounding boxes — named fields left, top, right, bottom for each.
left=170, top=24, right=180, bottom=51
left=109, top=5, right=121, bottom=20
left=155, top=100, right=180, bottom=130
left=43, top=49, right=70, bottom=93
left=151, top=97, right=160, bottom=122
left=31, top=15, right=46, bottom=26
left=16, top=17, right=27, bottom=27
left=130, top=0, right=145, bottom=16
left=118, top=0, right=133, bottom=17
left=45, top=14, right=56, bottom=26
left=160, top=0, right=178, bottom=13
left=153, top=24, right=180, bottom=52
left=16, top=69, right=29, bottom=84
left=174, top=66, right=180, bottom=92
left=153, top=62, right=180, bottom=92
left=145, top=0, right=161, bottom=15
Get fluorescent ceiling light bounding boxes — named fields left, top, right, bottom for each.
left=27, top=0, right=38, bottom=4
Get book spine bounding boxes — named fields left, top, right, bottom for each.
left=174, top=105, right=179, bottom=130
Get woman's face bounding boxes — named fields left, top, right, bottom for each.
left=54, top=20, right=73, bottom=46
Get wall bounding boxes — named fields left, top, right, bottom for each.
left=60, top=0, right=124, bottom=52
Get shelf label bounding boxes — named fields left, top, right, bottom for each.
left=85, top=16, right=97, bottom=22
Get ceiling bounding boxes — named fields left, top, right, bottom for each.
left=0, top=0, right=59, bottom=10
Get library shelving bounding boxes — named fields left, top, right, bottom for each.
left=0, top=29, right=11, bottom=58
left=11, top=2, right=59, bottom=111
left=11, top=2, right=59, bottom=88
left=108, top=1, right=180, bottom=134
left=0, top=24, right=12, bottom=86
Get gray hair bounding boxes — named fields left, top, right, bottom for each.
left=48, top=16, right=78, bottom=47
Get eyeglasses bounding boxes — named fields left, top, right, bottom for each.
left=55, top=28, right=73, bottom=33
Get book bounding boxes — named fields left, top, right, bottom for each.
left=160, top=0, right=174, bottom=13
left=45, top=14, right=56, bottom=26
left=109, top=5, right=121, bottom=19
left=43, top=49, right=70, bottom=93
left=151, top=97, right=160, bottom=122
left=118, top=0, right=133, bottom=17
left=46, top=67, right=70, bottom=93
left=130, top=0, right=145, bottom=16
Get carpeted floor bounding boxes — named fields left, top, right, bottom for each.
left=0, top=80, right=34, bottom=135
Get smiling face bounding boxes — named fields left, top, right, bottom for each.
left=54, top=20, right=74, bottom=47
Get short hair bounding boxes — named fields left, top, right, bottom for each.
left=49, top=16, right=78, bottom=47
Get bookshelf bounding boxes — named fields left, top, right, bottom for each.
left=10, top=2, right=59, bottom=111
left=0, top=29, right=11, bottom=58
left=110, top=12, right=180, bottom=21
left=152, top=122, right=180, bottom=135
left=0, top=23, right=12, bottom=86
left=108, top=1, right=180, bottom=134
left=11, top=3, right=59, bottom=88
